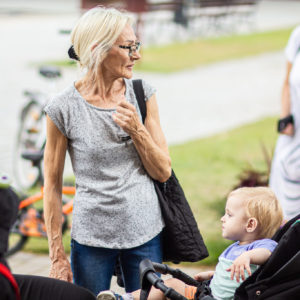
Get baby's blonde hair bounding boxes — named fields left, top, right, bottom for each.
left=70, top=6, right=133, bottom=79
left=229, top=187, right=283, bottom=239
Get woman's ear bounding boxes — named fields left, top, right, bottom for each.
left=246, top=217, right=258, bottom=233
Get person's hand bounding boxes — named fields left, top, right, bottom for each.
left=112, top=100, right=142, bottom=135
left=280, top=123, right=294, bottom=136
left=226, top=252, right=251, bottom=283
left=49, top=257, right=73, bottom=282
left=194, top=271, right=214, bottom=282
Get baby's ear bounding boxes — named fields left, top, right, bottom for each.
left=246, top=217, right=258, bottom=233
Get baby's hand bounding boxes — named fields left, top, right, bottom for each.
left=194, top=271, right=214, bottom=282
left=226, top=252, right=251, bottom=283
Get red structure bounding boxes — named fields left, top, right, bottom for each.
left=80, top=0, right=148, bottom=40
left=80, top=0, right=147, bottom=12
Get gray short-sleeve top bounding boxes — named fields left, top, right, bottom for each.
left=44, top=78, right=164, bottom=249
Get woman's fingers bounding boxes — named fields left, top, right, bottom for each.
left=281, top=123, right=294, bottom=136
left=113, top=112, right=130, bottom=122
left=117, top=99, right=136, bottom=111
left=115, top=105, right=133, bottom=117
left=49, top=259, right=73, bottom=282
left=112, top=113, right=127, bottom=128
left=113, top=100, right=141, bottom=134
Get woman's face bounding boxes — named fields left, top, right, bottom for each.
left=102, top=23, right=141, bottom=79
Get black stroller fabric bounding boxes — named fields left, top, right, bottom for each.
left=234, top=214, right=300, bottom=300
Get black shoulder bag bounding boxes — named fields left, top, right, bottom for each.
left=133, top=80, right=209, bottom=263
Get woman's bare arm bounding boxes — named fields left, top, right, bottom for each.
left=43, top=115, right=72, bottom=282
left=113, top=94, right=171, bottom=182
left=280, top=61, right=294, bottom=135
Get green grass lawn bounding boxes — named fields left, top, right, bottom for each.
left=20, top=116, right=279, bottom=265
left=135, top=28, right=293, bottom=73
left=48, top=27, right=293, bottom=73
left=170, top=116, right=278, bottom=265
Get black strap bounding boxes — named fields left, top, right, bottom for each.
left=133, top=79, right=147, bottom=124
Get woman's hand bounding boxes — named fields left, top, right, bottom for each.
left=194, top=271, right=214, bottom=282
left=226, top=252, right=251, bottom=283
left=113, top=94, right=171, bottom=182
left=113, top=100, right=142, bottom=136
left=280, top=123, right=294, bottom=136
left=49, top=256, right=73, bottom=282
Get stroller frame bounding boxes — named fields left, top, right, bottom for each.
left=139, top=259, right=212, bottom=300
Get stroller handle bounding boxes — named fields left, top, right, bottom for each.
left=152, top=262, right=200, bottom=287
left=139, top=259, right=187, bottom=300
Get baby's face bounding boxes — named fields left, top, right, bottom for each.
left=221, top=196, right=249, bottom=242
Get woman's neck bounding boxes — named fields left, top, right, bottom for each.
left=76, top=70, right=125, bottom=108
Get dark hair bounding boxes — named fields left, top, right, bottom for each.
left=68, top=45, right=80, bottom=61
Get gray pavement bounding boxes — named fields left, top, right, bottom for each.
left=2, top=0, right=300, bottom=289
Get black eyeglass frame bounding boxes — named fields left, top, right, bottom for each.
left=118, top=42, right=141, bottom=57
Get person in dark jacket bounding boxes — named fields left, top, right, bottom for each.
left=0, top=175, right=96, bottom=300
left=0, top=178, right=19, bottom=300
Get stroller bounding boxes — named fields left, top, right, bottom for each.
left=139, top=213, right=300, bottom=300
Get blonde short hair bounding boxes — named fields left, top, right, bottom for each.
left=70, top=6, right=133, bottom=76
left=229, top=187, right=283, bottom=239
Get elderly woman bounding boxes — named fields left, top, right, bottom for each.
left=43, top=6, right=171, bottom=296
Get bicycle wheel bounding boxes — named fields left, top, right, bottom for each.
left=5, top=209, right=28, bottom=257
left=62, top=213, right=69, bottom=234
left=61, top=194, right=72, bottom=234
left=13, top=98, right=46, bottom=189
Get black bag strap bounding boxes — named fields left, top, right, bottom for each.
left=133, top=79, right=147, bottom=124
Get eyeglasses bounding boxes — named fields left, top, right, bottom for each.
left=118, top=42, right=141, bottom=57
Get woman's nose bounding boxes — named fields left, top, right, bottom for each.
left=131, top=51, right=141, bottom=60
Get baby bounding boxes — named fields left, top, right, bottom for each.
left=97, top=187, right=283, bottom=300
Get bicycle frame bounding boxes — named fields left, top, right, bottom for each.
left=19, top=186, right=75, bottom=215
left=14, top=65, right=62, bottom=190
left=6, top=185, right=75, bottom=257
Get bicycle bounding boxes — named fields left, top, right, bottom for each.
left=13, top=66, right=62, bottom=190
left=5, top=152, right=75, bottom=257
left=8, top=62, right=78, bottom=257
